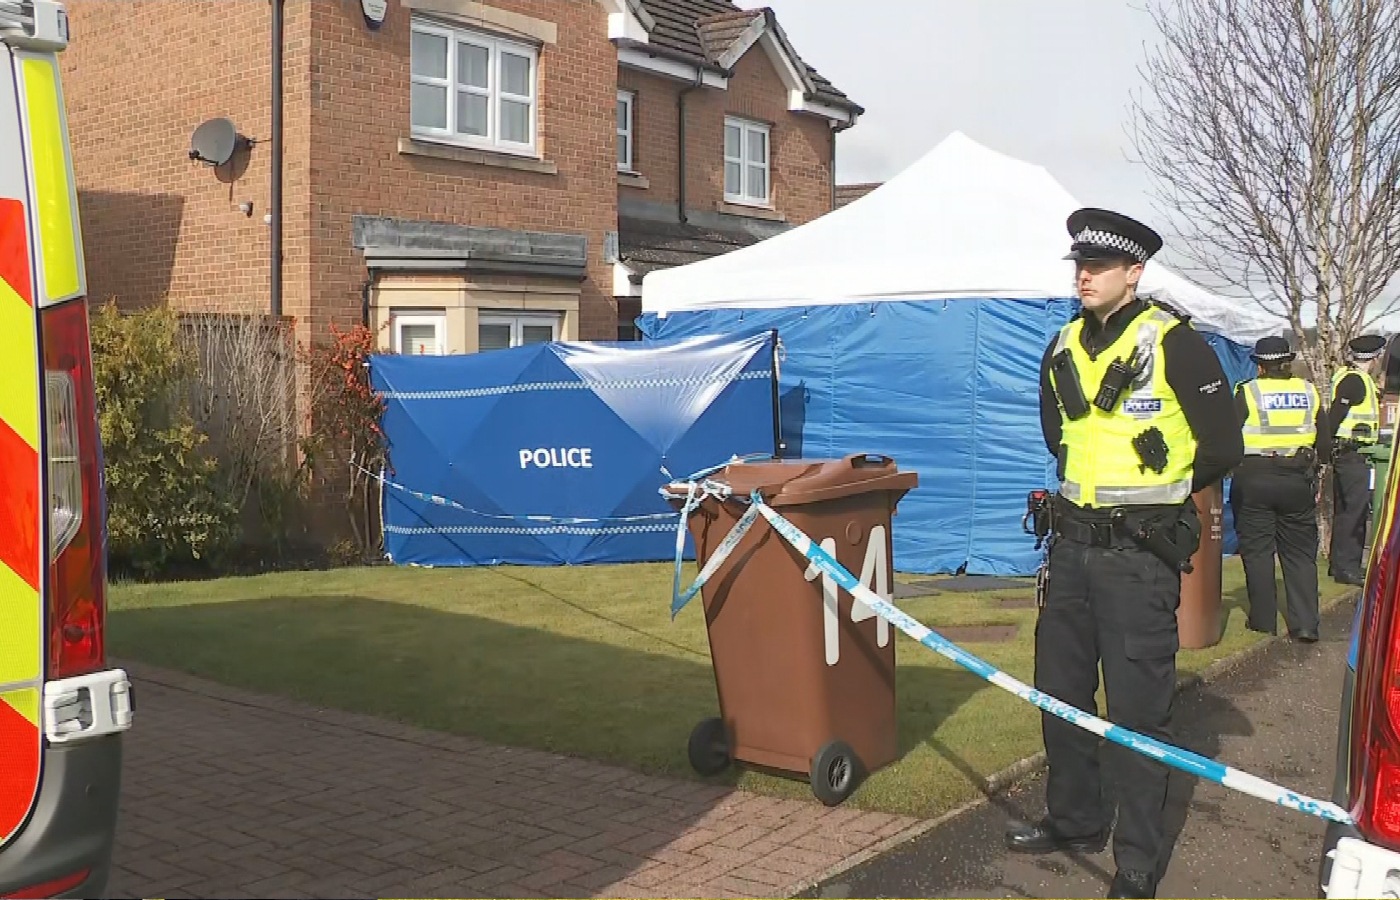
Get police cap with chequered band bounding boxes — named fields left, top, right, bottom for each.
left=1064, top=208, right=1164, bottom=264
left=1250, top=335, right=1295, bottom=362
left=1348, top=334, right=1386, bottom=360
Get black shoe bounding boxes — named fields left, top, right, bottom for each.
left=1005, top=818, right=1109, bottom=854
left=1246, top=623, right=1277, bottom=635
left=1290, top=628, right=1319, bottom=643
left=1107, top=869, right=1158, bottom=898
left=1335, top=571, right=1365, bottom=586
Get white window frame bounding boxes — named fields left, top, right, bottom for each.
left=392, top=312, right=447, bottom=355
left=723, top=116, right=771, bottom=206
left=617, top=90, right=635, bottom=172
left=477, top=312, right=561, bottom=351
left=410, top=17, right=539, bottom=156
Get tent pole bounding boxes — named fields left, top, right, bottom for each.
left=770, top=329, right=784, bottom=458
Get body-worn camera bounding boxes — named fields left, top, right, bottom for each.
left=1050, top=349, right=1090, bottom=420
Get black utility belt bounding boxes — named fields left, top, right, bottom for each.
left=1337, top=440, right=1376, bottom=454
left=1241, top=449, right=1314, bottom=467
left=1052, top=515, right=1139, bottom=549
left=1025, top=492, right=1201, bottom=573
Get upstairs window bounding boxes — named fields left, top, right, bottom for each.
left=410, top=19, right=538, bottom=155
left=617, top=90, right=635, bottom=171
left=724, top=117, right=770, bottom=205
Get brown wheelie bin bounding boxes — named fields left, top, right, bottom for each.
left=671, top=453, right=918, bottom=806
left=1178, top=482, right=1224, bottom=649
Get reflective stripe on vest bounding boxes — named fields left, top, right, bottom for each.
left=1332, top=367, right=1380, bottom=444
left=1052, top=305, right=1196, bottom=508
left=1242, top=377, right=1319, bottom=455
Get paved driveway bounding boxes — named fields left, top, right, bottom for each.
left=802, top=595, right=1359, bottom=898
left=106, top=662, right=928, bottom=899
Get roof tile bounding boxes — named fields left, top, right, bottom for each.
left=634, top=0, right=855, bottom=109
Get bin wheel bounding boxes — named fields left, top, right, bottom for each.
left=687, top=717, right=731, bottom=776
left=810, top=740, right=862, bottom=806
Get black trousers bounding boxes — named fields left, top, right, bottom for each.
left=1036, top=536, right=1180, bottom=874
left=1229, top=460, right=1319, bottom=635
left=1331, top=449, right=1372, bottom=577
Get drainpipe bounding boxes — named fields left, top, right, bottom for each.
left=269, top=0, right=284, bottom=318
left=676, top=69, right=703, bottom=224
left=829, top=125, right=837, bottom=211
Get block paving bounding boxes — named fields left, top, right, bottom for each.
left=106, top=661, right=929, bottom=899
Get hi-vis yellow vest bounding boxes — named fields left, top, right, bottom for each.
left=1332, top=367, right=1380, bottom=444
left=1051, top=306, right=1196, bottom=508
left=1241, top=377, right=1319, bottom=456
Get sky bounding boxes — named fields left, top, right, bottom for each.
left=761, top=0, right=1165, bottom=217
left=757, top=0, right=1400, bottom=330
left=759, top=0, right=1179, bottom=253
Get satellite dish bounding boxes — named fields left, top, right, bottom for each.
left=189, top=117, right=247, bottom=166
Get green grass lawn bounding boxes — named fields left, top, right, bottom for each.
left=108, top=557, right=1355, bottom=819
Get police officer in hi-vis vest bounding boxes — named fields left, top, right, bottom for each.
left=1009, top=209, right=1243, bottom=899
left=1329, top=334, right=1386, bottom=584
left=1231, top=335, right=1357, bottom=641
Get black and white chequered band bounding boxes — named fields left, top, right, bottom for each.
left=1253, top=351, right=1293, bottom=361
left=1073, top=227, right=1147, bottom=263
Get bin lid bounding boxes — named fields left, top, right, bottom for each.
left=720, top=453, right=919, bottom=507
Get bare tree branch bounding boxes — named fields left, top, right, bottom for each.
left=1132, top=0, right=1400, bottom=388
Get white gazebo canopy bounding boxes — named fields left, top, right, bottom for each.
left=642, top=131, right=1279, bottom=345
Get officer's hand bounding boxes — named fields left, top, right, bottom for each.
left=1337, top=376, right=1367, bottom=405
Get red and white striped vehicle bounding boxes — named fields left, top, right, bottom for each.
left=0, top=2, right=132, bottom=897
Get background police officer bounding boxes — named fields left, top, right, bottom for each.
left=1008, top=208, right=1243, bottom=899
left=1230, top=336, right=1353, bottom=642
left=1330, top=334, right=1386, bottom=584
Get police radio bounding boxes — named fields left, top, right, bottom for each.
left=1093, top=344, right=1148, bottom=413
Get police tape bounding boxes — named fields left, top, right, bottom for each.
left=668, top=479, right=761, bottom=619
left=672, top=485, right=1356, bottom=828
left=358, top=455, right=766, bottom=527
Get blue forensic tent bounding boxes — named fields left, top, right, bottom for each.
left=639, top=132, right=1277, bottom=576
left=370, top=329, right=778, bottom=567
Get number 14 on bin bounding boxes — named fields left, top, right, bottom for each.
left=803, top=525, right=891, bottom=665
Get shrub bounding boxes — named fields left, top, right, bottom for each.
left=90, top=302, right=239, bottom=577
left=300, top=323, right=387, bottom=558
left=181, top=313, right=312, bottom=555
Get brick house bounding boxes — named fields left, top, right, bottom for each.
left=58, top=0, right=861, bottom=356
left=834, top=181, right=881, bottom=209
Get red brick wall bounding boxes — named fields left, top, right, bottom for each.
left=618, top=68, right=681, bottom=207
left=61, top=0, right=618, bottom=342
left=308, top=0, right=619, bottom=341
left=619, top=44, right=835, bottom=226
left=60, top=1, right=313, bottom=320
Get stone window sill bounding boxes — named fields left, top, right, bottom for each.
left=618, top=170, right=650, bottom=189
left=398, top=137, right=559, bottom=175
left=716, top=200, right=785, bottom=222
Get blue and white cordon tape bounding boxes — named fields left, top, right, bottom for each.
left=665, top=478, right=1355, bottom=828
left=367, top=455, right=1355, bottom=828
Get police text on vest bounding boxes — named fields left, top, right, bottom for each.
left=520, top=448, right=593, bottom=469
left=1122, top=398, right=1163, bottom=415
left=1262, top=393, right=1312, bottom=411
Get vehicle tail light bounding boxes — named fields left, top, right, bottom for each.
left=0, top=867, right=90, bottom=898
left=40, top=299, right=106, bottom=680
